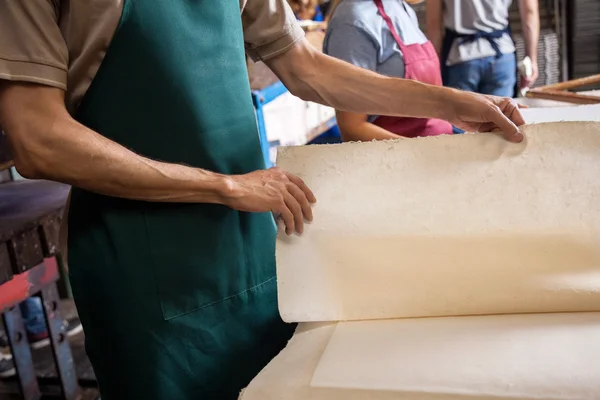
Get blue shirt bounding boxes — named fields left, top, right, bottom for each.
left=323, top=0, right=427, bottom=80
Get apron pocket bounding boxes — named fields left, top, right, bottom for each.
left=143, top=203, right=276, bottom=320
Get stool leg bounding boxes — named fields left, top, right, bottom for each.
left=40, top=284, right=80, bottom=400
left=2, top=305, right=42, bottom=400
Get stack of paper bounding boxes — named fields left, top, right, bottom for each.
left=241, top=120, right=600, bottom=400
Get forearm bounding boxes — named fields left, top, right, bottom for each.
left=519, top=0, right=539, bottom=62
left=1, top=84, right=229, bottom=203
left=307, top=58, right=450, bottom=119
left=270, top=43, right=452, bottom=120
left=29, top=118, right=227, bottom=203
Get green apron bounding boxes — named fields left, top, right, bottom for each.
left=67, top=0, right=295, bottom=398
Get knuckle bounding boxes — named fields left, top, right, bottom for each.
left=487, top=104, right=501, bottom=115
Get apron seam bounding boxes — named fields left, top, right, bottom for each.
left=197, top=275, right=277, bottom=312
left=161, top=275, right=278, bottom=321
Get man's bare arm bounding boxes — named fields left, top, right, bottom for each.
left=266, top=39, right=525, bottom=141
left=425, top=0, right=444, bottom=56
left=0, top=83, right=229, bottom=202
left=0, top=82, right=315, bottom=234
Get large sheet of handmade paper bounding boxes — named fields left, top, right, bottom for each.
left=241, top=313, right=600, bottom=400
left=276, top=122, right=600, bottom=323
left=312, top=313, right=600, bottom=398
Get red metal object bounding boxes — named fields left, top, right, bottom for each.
left=0, top=258, right=59, bottom=314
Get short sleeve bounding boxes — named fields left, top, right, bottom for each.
left=0, top=1, right=68, bottom=89
left=242, top=0, right=305, bottom=62
left=323, top=24, right=379, bottom=72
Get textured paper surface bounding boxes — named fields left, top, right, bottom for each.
left=312, top=313, right=600, bottom=398
left=276, top=122, right=600, bottom=322
left=241, top=314, right=600, bottom=400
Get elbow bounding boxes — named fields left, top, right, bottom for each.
left=6, top=127, right=55, bottom=180
left=13, top=156, right=44, bottom=180
left=12, top=145, right=48, bottom=180
left=0, top=83, right=67, bottom=180
left=274, top=43, right=326, bottom=104
left=287, top=82, right=322, bottom=103
left=283, top=63, right=323, bottom=103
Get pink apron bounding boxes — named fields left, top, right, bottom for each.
left=372, top=0, right=453, bottom=138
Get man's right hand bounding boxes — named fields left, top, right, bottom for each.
left=223, top=168, right=317, bottom=235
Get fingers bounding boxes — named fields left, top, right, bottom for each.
left=284, top=191, right=305, bottom=234
left=486, top=106, right=521, bottom=142
left=277, top=200, right=296, bottom=236
left=286, top=173, right=317, bottom=204
left=502, top=98, right=526, bottom=127
left=486, top=99, right=524, bottom=143
left=271, top=169, right=316, bottom=235
left=286, top=181, right=313, bottom=222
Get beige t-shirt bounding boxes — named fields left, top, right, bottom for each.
left=0, top=0, right=304, bottom=113
left=0, top=0, right=304, bottom=263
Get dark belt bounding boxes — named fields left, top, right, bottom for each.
left=440, top=27, right=511, bottom=84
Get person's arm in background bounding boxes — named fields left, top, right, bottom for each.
left=518, top=0, right=540, bottom=88
left=323, top=22, right=401, bottom=142
left=337, top=111, right=400, bottom=141
left=425, top=0, right=444, bottom=57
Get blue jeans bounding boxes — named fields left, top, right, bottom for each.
left=444, top=53, right=517, bottom=97
left=445, top=53, right=517, bottom=134
left=20, top=297, right=47, bottom=336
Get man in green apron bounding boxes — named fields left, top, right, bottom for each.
left=0, top=1, right=525, bottom=399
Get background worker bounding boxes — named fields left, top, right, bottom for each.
left=426, top=0, right=540, bottom=97
left=0, top=0, right=524, bottom=399
left=324, top=0, right=453, bottom=141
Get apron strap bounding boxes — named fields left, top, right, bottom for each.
left=373, top=0, right=406, bottom=51
left=444, top=27, right=510, bottom=60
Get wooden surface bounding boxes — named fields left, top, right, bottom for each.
left=526, top=74, right=600, bottom=104
left=0, top=180, right=69, bottom=276
left=526, top=89, right=600, bottom=104
left=536, top=74, right=600, bottom=91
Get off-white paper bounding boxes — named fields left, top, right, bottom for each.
left=276, top=122, right=600, bottom=323
left=241, top=314, right=600, bottom=400
left=522, top=103, right=600, bottom=123
left=312, top=313, right=600, bottom=399
left=241, top=121, right=600, bottom=400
